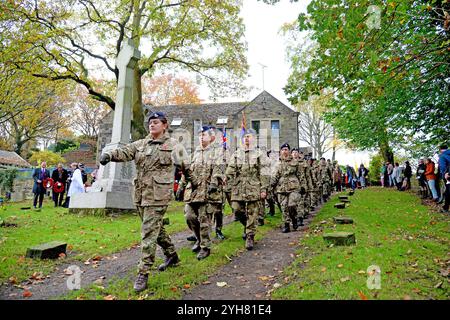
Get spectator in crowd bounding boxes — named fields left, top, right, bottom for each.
left=424, top=158, right=439, bottom=202
left=358, top=164, right=369, bottom=188
left=392, top=162, right=403, bottom=190
left=387, top=162, right=394, bottom=187
left=51, top=163, right=68, bottom=207
left=333, top=161, right=343, bottom=192
left=346, top=165, right=357, bottom=190
left=79, top=163, right=88, bottom=185
left=402, top=161, right=412, bottom=191
left=380, top=163, right=386, bottom=187
left=416, top=159, right=428, bottom=198
left=438, top=145, right=450, bottom=202
left=442, top=167, right=450, bottom=213
left=91, top=165, right=99, bottom=183
left=32, top=161, right=50, bottom=209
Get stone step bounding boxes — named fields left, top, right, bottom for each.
left=333, top=216, right=354, bottom=224
left=323, top=232, right=356, bottom=246
left=334, top=203, right=346, bottom=209
left=338, top=195, right=349, bottom=200
left=26, top=241, right=67, bottom=259
left=341, top=199, right=350, bottom=203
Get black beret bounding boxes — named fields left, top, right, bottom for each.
left=280, top=143, right=290, bottom=150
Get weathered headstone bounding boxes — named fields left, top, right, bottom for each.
left=26, top=241, right=67, bottom=259
left=323, top=232, right=355, bottom=246
left=334, top=203, right=346, bottom=209
left=341, top=199, right=350, bottom=203
left=339, top=195, right=349, bottom=200
left=69, top=38, right=141, bottom=215
left=333, top=216, right=354, bottom=224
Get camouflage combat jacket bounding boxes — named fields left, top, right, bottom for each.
left=225, top=148, right=269, bottom=202
left=271, top=156, right=307, bottom=194
left=318, top=162, right=332, bottom=183
left=106, top=132, right=182, bottom=207
left=298, top=159, right=314, bottom=191
left=183, top=143, right=223, bottom=204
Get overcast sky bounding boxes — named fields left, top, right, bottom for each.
left=200, top=0, right=373, bottom=166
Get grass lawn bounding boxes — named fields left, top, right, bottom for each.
left=272, top=187, right=449, bottom=300
left=0, top=199, right=232, bottom=285
left=60, top=210, right=281, bottom=300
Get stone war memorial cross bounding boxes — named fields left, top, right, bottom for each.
left=69, top=38, right=141, bottom=215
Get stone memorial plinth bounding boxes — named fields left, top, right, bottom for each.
left=333, top=216, right=354, bottom=224
left=26, top=241, right=67, bottom=259
left=323, top=232, right=355, bottom=246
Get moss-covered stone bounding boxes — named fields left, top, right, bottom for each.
left=323, top=232, right=356, bottom=246
left=333, top=216, right=354, bottom=224
left=334, top=203, right=346, bottom=209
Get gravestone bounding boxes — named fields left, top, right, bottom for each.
left=26, top=241, right=67, bottom=259
left=333, top=216, right=354, bottom=224
left=323, top=232, right=355, bottom=246
left=334, top=203, right=346, bottom=209
left=341, top=199, right=350, bottom=203
left=338, top=195, right=348, bottom=200
left=69, top=39, right=141, bottom=215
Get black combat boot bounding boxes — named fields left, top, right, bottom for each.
left=258, top=217, right=265, bottom=226
left=191, top=241, right=201, bottom=253
left=282, top=223, right=290, bottom=233
left=197, top=248, right=210, bottom=260
left=298, top=216, right=304, bottom=227
left=245, top=234, right=254, bottom=250
left=158, top=252, right=180, bottom=271
left=216, top=229, right=225, bottom=240
left=186, top=235, right=197, bottom=242
left=292, top=218, right=298, bottom=230
left=133, top=273, right=149, bottom=292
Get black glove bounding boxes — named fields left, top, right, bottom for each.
left=300, top=187, right=306, bottom=195
left=99, top=153, right=110, bottom=166
left=208, top=184, right=218, bottom=193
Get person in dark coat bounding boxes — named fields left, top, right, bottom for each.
left=51, top=163, right=68, bottom=207
left=402, top=161, right=412, bottom=191
left=32, top=161, right=50, bottom=209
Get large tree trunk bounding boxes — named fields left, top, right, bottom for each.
left=131, top=68, right=146, bottom=141
left=130, top=1, right=146, bottom=142
left=379, top=139, right=394, bottom=163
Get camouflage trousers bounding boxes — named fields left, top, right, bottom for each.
left=232, top=200, right=260, bottom=236
left=259, top=199, right=265, bottom=220
left=278, top=192, right=303, bottom=224
left=137, top=206, right=176, bottom=275
left=185, top=202, right=212, bottom=250
left=209, top=202, right=223, bottom=232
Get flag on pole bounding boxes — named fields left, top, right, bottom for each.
left=222, top=128, right=227, bottom=150
left=239, top=110, right=247, bottom=147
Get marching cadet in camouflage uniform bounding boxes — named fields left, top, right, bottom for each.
left=225, top=129, right=269, bottom=250
left=208, top=127, right=227, bottom=240
left=318, top=157, right=333, bottom=201
left=271, top=143, right=308, bottom=233
left=265, top=150, right=279, bottom=217
left=292, top=149, right=313, bottom=220
left=309, top=158, right=321, bottom=207
left=99, top=112, right=184, bottom=293
left=183, top=126, right=222, bottom=260
left=257, top=147, right=271, bottom=226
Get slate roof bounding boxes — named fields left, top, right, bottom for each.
left=0, top=150, right=32, bottom=168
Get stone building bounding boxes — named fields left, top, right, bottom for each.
left=97, top=91, right=299, bottom=158
left=0, top=150, right=32, bottom=168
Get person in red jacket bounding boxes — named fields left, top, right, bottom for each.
left=424, top=158, right=439, bottom=201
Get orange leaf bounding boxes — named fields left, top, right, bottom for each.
left=183, top=284, right=191, bottom=289
left=103, top=295, right=116, bottom=300
left=358, top=291, right=368, bottom=300
left=170, top=287, right=178, bottom=292
left=23, top=290, right=33, bottom=298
